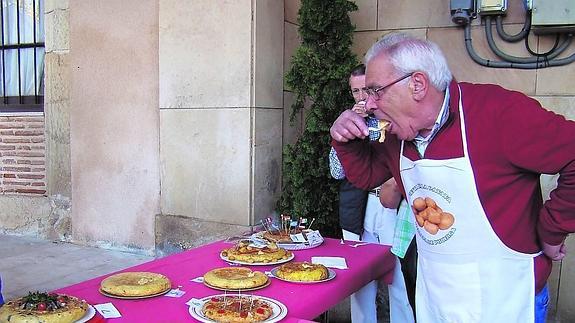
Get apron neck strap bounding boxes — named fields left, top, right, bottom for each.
left=400, top=84, right=469, bottom=158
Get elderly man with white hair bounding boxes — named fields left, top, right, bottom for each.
left=331, top=32, right=575, bottom=323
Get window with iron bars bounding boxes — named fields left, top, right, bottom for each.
left=0, top=0, right=44, bottom=113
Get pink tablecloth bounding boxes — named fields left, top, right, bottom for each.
left=55, top=238, right=394, bottom=322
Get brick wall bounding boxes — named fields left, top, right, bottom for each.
left=0, top=115, right=46, bottom=195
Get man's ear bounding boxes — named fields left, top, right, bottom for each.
left=409, top=72, right=427, bottom=100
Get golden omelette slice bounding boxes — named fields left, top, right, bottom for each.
left=100, top=272, right=171, bottom=297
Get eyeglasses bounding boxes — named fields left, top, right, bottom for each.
left=365, top=73, right=413, bottom=101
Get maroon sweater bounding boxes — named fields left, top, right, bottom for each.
left=333, top=81, right=575, bottom=293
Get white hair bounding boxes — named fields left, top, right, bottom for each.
left=364, top=33, right=453, bottom=91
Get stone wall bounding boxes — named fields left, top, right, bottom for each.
left=156, top=0, right=285, bottom=254
left=68, top=0, right=160, bottom=253
left=44, top=0, right=71, bottom=241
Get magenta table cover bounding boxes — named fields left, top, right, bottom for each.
left=55, top=238, right=394, bottom=322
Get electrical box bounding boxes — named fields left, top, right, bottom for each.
left=450, top=0, right=475, bottom=25
left=477, top=0, right=508, bottom=15
left=532, top=0, right=575, bottom=34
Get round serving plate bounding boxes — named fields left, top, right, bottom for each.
left=251, top=232, right=324, bottom=250
left=98, top=287, right=171, bottom=299
left=203, top=278, right=271, bottom=292
left=220, top=252, right=295, bottom=266
left=188, top=294, right=288, bottom=323
left=269, top=267, right=336, bottom=284
left=76, top=305, right=96, bottom=323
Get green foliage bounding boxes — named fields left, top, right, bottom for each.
left=277, top=0, right=359, bottom=238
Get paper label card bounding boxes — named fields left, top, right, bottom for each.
left=191, top=276, right=204, bottom=283
left=165, top=288, right=186, bottom=298
left=311, top=256, right=348, bottom=269
left=306, top=230, right=323, bottom=244
left=186, top=298, right=203, bottom=307
left=290, top=233, right=306, bottom=243
left=94, top=303, right=122, bottom=318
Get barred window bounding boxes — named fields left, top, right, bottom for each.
left=0, top=0, right=44, bottom=113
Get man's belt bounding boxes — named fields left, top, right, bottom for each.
left=369, top=188, right=380, bottom=197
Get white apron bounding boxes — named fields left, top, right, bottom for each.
left=399, top=86, right=538, bottom=323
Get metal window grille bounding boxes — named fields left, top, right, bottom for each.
left=0, top=0, right=44, bottom=113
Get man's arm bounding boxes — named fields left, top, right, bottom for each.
left=331, top=137, right=392, bottom=190
left=331, top=109, right=394, bottom=190
left=542, top=241, right=567, bottom=261
left=379, top=178, right=403, bottom=209
left=328, top=147, right=346, bottom=180
left=499, top=92, right=575, bottom=247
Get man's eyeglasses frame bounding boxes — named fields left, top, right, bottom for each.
left=365, top=73, right=413, bottom=101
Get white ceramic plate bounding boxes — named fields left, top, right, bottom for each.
left=188, top=294, right=288, bottom=323
left=251, top=232, right=324, bottom=250
left=220, top=252, right=294, bottom=266
left=269, top=267, right=336, bottom=284
left=76, top=305, right=96, bottom=323
left=98, top=287, right=171, bottom=299
left=203, top=278, right=271, bottom=292
left=277, top=239, right=323, bottom=250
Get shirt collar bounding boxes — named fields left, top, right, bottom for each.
left=414, top=87, right=450, bottom=144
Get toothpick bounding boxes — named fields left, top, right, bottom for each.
left=308, top=218, right=316, bottom=230
left=285, top=216, right=291, bottom=235
left=260, top=219, right=267, bottom=233
left=262, top=219, right=271, bottom=234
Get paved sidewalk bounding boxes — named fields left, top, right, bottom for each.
left=0, top=234, right=153, bottom=301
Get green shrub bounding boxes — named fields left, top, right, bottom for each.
left=277, top=0, right=359, bottom=238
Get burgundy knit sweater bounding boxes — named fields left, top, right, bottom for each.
left=333, top=80, right=575, bottom=293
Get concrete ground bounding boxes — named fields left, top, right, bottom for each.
left=0, top=234, right=153, bottom=301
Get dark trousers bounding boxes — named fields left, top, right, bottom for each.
left=399, top=238, right=417, bottom=321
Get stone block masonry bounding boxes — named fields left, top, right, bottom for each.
left=0, top=116, right=46, bottom=195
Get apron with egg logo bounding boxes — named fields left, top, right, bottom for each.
left=399, top=86, right=538, bottom=322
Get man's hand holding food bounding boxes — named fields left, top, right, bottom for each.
left=330, top=109, right=370, bottom=142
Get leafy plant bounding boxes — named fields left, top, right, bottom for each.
left=277, top=0, right=359, bottom=238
